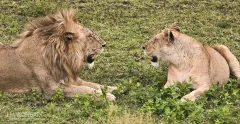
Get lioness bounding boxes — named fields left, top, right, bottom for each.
left=143, top=25, right=240, bottom=101
left=0, top=9, right=117, bottom=101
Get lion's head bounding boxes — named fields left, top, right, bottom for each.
left=143, top=25, right=180, bottom=67
left=20, top=9, right=106, bottom=82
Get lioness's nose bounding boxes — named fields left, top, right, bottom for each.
left=102, top=44, right=106, bottom=47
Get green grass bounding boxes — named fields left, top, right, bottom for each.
left=0, top=0, right=240, bottom=123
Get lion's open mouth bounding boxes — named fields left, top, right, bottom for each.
left=86, top=54, right=95, bottom=69
left=87, top=54, right=95, bottom=63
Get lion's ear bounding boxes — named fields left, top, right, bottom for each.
left=64, top=32, right=74, bottom=43
left=168, top=31, right=174, bottom=42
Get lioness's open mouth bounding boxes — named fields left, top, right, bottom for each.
left=151, top=56, right=158, bottom=62
left=151, top=56, right=159, bottom=67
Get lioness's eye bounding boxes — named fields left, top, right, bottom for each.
left=153, top=38, right=158, bottom=44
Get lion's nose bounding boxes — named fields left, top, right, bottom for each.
left=142, top=46, right=146, bottom=50
left=102, top=44, right=106, bottom=47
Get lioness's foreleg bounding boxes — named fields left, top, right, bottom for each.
left=181, top=85, right=210, bottom=102
left=212, top=45, right=240, bottom=79
left=63, top=85, right=116, bottom=101
left=164, top=66, right=181, bottom=88
left=163, top=81, right=176, bottom=88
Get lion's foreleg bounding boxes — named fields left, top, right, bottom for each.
left=33, top=69, right=62, bottom=96
left=64, top=85, right=101, bottom=96
left=63, top=85, right=116, bottom=101
left=74, top=78, right=117, bottom=93
left=77, top=78, right=103, bottom=90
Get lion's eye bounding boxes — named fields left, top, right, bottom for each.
left=86, top=33, right=93, bottom=38
left=64, top=33, right=74, bottom=42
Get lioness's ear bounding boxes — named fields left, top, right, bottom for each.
left=169, top=24, right=180, bottom=32
left=174, top=27, right=180, bottom=32
left=169, top=31, right=174, bottom=42
left=64, top=32, right=74, bottom=43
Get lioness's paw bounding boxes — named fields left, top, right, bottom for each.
left=106, top=93, right=116, bottom=101
left=163, top=84, right=168, bottom=89
left=181, top=94, right=196, bottom=102
left=107, top=86, right=118, bottom=93
left=163, top=83, right=171, bottom=89
left=180, top=97, right=187, bottom=102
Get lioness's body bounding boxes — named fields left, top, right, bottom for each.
left=165, top=33, right=230, bottom=88
left=144, top=25, right=240, bottom=101
left=0, top=10, right=116, bottom=101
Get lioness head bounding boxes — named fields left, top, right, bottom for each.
left=143, top=25, right=180, bottom=67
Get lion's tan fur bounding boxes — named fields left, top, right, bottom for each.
left=0, top=9, right=116, bottom=101
left=144, top=25, right=240, bottom=101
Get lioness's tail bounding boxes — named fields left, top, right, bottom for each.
left=213, top=45, right=240, bottom=79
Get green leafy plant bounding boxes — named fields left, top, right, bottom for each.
left=51, top=88, right=65, bottom=102
left=72, top=94, right=110, bottom=121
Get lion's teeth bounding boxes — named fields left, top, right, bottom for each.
left=87, top=62, right=94, bottom=69
left=151, top=62, right=159, bottom=68
left=100, top=48, right=104, bottom=54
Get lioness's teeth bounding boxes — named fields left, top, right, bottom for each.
left=87, top=61, right=94, bottom=69
left=151, top=62, right=159, bottom=68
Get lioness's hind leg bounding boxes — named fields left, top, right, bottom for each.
left=212, top=45, right=240, bottom=79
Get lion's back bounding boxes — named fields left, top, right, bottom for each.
left=0, top=47, right=36, bottom=93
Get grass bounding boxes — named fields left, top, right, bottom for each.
left=0, top=0, right=240, bottom=123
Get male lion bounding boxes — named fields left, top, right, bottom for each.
left=143, top=25, right=240, bottom=101
left=0, top=9, right=117, bottom=101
